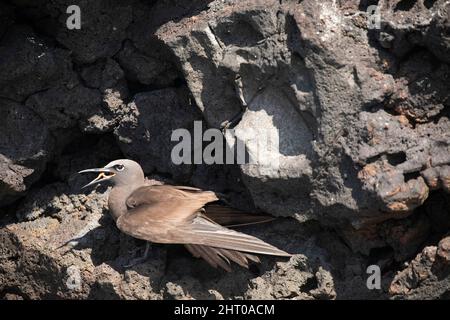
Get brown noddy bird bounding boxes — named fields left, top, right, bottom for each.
left=79, top=159, right=291, bottom=271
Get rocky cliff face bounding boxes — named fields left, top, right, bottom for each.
left=0, top=0, right=449, bottom=299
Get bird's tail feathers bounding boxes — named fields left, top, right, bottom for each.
left=184, top=244, right=261, bottom=272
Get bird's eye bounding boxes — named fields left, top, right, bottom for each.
left=115, top=164, right=125, bottom=171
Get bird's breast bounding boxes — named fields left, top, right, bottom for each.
left=108, top=186, right=131, bottom=221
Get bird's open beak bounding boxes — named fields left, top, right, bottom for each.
left=78, top=168, right=115, bottom=189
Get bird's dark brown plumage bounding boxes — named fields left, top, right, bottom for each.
left=79, top=159, right=291, bottom=271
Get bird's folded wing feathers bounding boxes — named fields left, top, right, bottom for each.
left=125, top=185, right=217, bottom=221
left=204, top=204, right=276, bottom=227
left=171, top=185, right=203, bottom=191
left=119, top=185, right=290, bottom=258
left=171, top=215, right=291, bottom=257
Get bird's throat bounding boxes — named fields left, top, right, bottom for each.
left=108, top=185, right=138, bottom=221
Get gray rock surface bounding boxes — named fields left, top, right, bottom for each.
left=115, top=40, right=180, bottom=88
left=155, top=0, right=450, bottom=227
left=0, top=25, right=77, bottom=102
left=390, top=236, right=450, bottom=299
left=0, top=0, right=449, bottom=300
left=114, top=88, right=203, bottom=181
left=0, top=100, right=53, bottom=206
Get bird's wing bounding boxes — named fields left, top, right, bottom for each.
left=117, top=185, right=218, bottom=241
left=117, top=200, right=290, bottom=257
left=124, top=185, right=218, bottom=221
left=172, top=214, right=291, bottom=257
left=127, top=186, right=275, bottom=227
left=116, top=184, right=290, bottom=271
left=171, top=185, right=203, bottom=191
left=204, top=204, right=276, bottom=228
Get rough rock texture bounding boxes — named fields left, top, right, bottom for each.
left=0, top=100, right=53, bottom=206
left=0, top=25, right=77, bottom=101
left=114, top=88, right=203, bottom=181
left=389, top=236, right=450, bottom=299
left=154, top=0, right=450, bottom=225
left=0, top=0, right=449, bottom=299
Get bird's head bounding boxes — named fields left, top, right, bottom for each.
left=79, top=159, right=145, bottom=189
